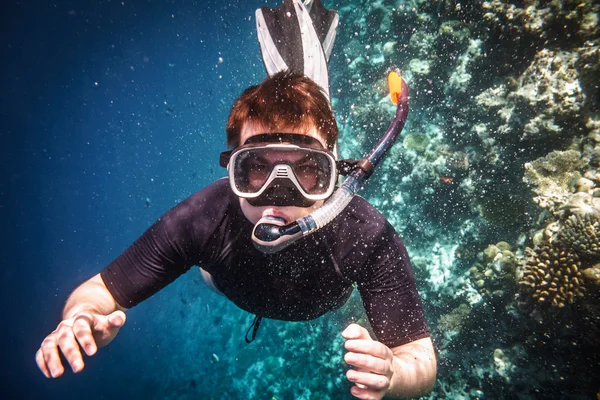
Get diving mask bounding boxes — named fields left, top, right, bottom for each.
left=220, top=133, right=338, bottom=207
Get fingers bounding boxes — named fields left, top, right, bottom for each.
left=107, top=310, right=126, bottom=328
left=36, top=312, right=99, bottom=378
left=73, top=315, right=97, bottom=356
left=57, top=323, right=85, bottom=374
left=342, top=323, right=372, bottom=341
left=345, top=338, right=392, bottom=361
left=347, top=369, right=390, bottom=391
left=347, top=368, right=389, bottom=400
left=90, top=311, right=126, bottom=348
left=349, top=383, right=385, bottom=400
left=36, top=310, right=126, bottom=379
left=38, top=333, right=65, bottom=378
left=35, top=347, right=52, bottom=378
left=344, top=350, right=392, bottom=398
left=345, top=351, right=391, bottom=376
left=342, top=324, right=394, bottom=399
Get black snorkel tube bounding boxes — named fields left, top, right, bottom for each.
left=252, top=71, right=410, bottom=253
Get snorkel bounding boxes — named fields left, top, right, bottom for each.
left=252, top=71, right=409, bottom=253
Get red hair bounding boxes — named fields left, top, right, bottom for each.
left=226, top=71, right=338, bottom=151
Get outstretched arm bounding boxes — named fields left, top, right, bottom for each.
left=62, top=273, right=126, bottom=319
left=343, top=324, right=436, bottom=399
left=36, top=273, right=127, bottom=378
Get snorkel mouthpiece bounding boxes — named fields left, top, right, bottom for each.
left=252, top=216, right=303, bottom=253
left=252, top=70, right=410, bottom=253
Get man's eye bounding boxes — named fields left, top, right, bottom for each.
left=296, top=161, right=318, bottom=171
left=249, top=163, right=269, bottom=172
left=296, top=165, right=317, bottom=173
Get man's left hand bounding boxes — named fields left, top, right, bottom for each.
left=342, top=323, right=394, bottom=400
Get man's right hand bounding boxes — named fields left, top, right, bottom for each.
left=35, top=310, right=126, bottom=378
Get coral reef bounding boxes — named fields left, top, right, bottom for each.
left=557, top=192, right=600, bottom=219
left=403, top=133, right=430, bottom=152
left=330, top=0, right=600, bottom=397
left=437, top=303, right=472, bottom=346
left=476, top=49, right=587, bottom=141
left=523, top=150, right=589, bottom=213
left=560, top=213, right=600, bottom=256
left=328, top=0, right=600, bottom=397
left=518, top=244, right=586, bottom=310
left=470, top=242, right=520, bottom=303
left=481, top=0, right=599, bottom=41
left=583, top=263, right=600, bottom=290
left=493, top=348, right=515, bottom=380
left=518, top=146, right=600, bottom=314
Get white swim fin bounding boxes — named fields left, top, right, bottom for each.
left=255, top=0, right=338, bottom=100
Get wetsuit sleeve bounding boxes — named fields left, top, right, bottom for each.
left=342, top=203, right=430, bottom=348
left=100, top=180, right=230, bottom=308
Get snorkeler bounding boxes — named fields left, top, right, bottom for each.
left=35, top=1, right=436, bottom=399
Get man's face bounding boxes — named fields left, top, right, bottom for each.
left=238, top=122, right=328, bottom=224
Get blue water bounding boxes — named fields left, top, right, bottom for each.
left=2, top=1, right=277, bottom=398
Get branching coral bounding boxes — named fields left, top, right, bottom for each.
left=518, top=245, right=586, bottom=309
left=559, top=213, right=600, bottom=256
left=519, top=163, right=600, bottom=313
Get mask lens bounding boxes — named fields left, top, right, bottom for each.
left=294, top=153, right=330, bottom=194
left=232, top=147, right=333, bottom=196
left=233, top=151, right=269, bottom=193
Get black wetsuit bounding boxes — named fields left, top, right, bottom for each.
left=100, top=179, right=429, bottom=348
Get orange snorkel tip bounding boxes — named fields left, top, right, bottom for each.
left=388, top=71, right=403, bottom=105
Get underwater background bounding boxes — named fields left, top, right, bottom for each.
left=2, top=0, right=599, bottom=399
